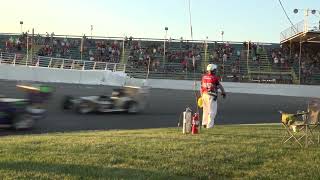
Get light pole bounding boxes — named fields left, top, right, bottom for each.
left=221, top=31, right=224, bottom=43
left=90, top=25, right=93, bottom=39
left=122, top=35, right=125, bottom=65
left=26, top=30, right=29, bottom=65
left=293, top=8, right=320, bottom=32
left=247, top=41, right=250, bottom=75
left=204, top=36, right=208, bottom=71
left=163, top=27, right=168, bottom=68
left=80, top=34, right=84, bottom=60
left=20, top=21, right=23, bottom=34
left=299, top=39, right=302, bottom=84
left=31, top=28, right=34, bottom=63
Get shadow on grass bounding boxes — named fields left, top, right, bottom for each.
left=0, top=160, right=197, bottom=179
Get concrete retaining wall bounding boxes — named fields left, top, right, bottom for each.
left=0, top=64, right=127, bottom=86
left=0, top=64, right=319, bottom=98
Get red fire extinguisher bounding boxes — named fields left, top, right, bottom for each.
left=192, top=113, right=200, bottom=134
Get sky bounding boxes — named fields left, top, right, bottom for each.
left=0, top=0, right=319, bottom=43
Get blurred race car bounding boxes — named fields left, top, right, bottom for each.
left=0, top=84, right=54, bottom=130
left=62, top=86, right=150, bottom=114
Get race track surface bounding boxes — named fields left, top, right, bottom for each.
left=0, top=80, right=311, bottom=135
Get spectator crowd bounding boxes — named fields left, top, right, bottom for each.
left=4, top=33, right=319, bottom=84
left=269, top=43, right=320, bottom=83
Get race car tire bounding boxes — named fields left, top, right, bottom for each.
left=12, top=114, right=35, bottom=130
left=127, top=101, right=139, bottom=114
left=77, top=102, right=93, bottom=114
left=62, top=96, right=74, bottom=110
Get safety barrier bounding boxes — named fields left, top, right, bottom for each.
left=136, top=79, right=320, bottom=98
left=0, top=52, right=126, bottom=72
left=0, top=64, right=127, bottom=86
left=0, top=62, right=319, bottom=98
left=280, top=20, right=305, bottom=42
left=1, top=52, right=319, bottom=98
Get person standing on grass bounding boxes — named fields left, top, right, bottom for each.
left=200, top=64, right=226, bottom=128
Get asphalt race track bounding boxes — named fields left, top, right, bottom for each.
left=0, top=80, right=311, bottom=136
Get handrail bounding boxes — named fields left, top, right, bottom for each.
left=280, top=20, right=305, bottom=42
left=0, top=32, right=278, bottom=45
left=249, top=71, right=292, bottom=75
left=291, top=67, right=300, bottom=84
left=0, top=52, right=126, bottom=72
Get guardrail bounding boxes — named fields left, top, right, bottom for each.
left=0, top=32, right=272, bottom=45
left=280, top=20, right=305, bottom=42
left=0, top=52, right=126, bottom=72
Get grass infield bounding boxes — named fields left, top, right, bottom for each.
left=0, top=125, right=319, bottom=179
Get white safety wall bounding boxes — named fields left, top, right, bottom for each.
left=0, top=64, right=127, bottom=86
left=132, top=78, right=320, bottom=98
left=1, top=64, right=319, bottom=98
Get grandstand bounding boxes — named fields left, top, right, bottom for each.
left=280, top=19, right=320, bottom=85
left=0, top=32, right=319, bottom=85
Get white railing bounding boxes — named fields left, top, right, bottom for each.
left=280, top=20, right=305, bottom=42
left=279, top=19, right=320, bottom=42
left=0, top=52, right=17, bottom=65
left=0, top=52, right=126, bottom=72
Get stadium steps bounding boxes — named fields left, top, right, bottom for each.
left=125, top=63, right=202, bottom=80
left=120, top=47, right=130, bottom=65
left=241, top=50, right=290, bottom=83
left=17, top=45, right=42, bottom=66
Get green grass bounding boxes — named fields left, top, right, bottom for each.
left=0, top=125, right=320, bottom=179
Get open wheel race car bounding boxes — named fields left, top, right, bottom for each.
left=0, top=84, right=54, bottom=130
left=62, top=86, right=150, bottom=114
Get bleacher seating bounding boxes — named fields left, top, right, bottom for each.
left=1, top=33, right=319, bottom=85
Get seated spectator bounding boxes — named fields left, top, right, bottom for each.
left=223, top=53, right=228, bottom=62
left=236, top=50, right=241, bottom=58
left=181, top=58, right=188, bottom=72
left=274, top=57, right=279, bottom=64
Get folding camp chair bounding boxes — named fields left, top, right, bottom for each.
left=280, top=99, right=320, bottom=148
left=306, top=100, right=320, bottom=144
left=280, top=111, right=306, bottom=147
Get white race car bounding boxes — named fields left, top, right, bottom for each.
left=62, top=86, right=150, bottom=114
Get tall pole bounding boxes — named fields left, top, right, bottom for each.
left=90, top=25, right=93, bottom=39
left=188, top=0, right=193, bottom=40
left=204, top=37, right=208, bottom=71
left=304, top=9, right=309, bottom=32
left=163, top=27, right=168, bottom=69
left=247, top=41, right=250, bottom=74
left=299, top=40, right=302, bottom=84
left=221, top=31, right=224, bottom=42
left=80, top=35, right=84, bottom=60
left=188, top=0, right=194, bottom=78
left=122, top=36, right=125, bottom=65
left=31, top=28, right=34, bottom=62
left=188, top=0, right=200, bottom=119
left=20, top=21, right=23, bottom=34
left=26, top=31, right=29, bottom=66
left=221, top=31, right=225, bottom=80
left=293, top=8, right=320, bottom=33
left=204, top=39, right=208, bottom=67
